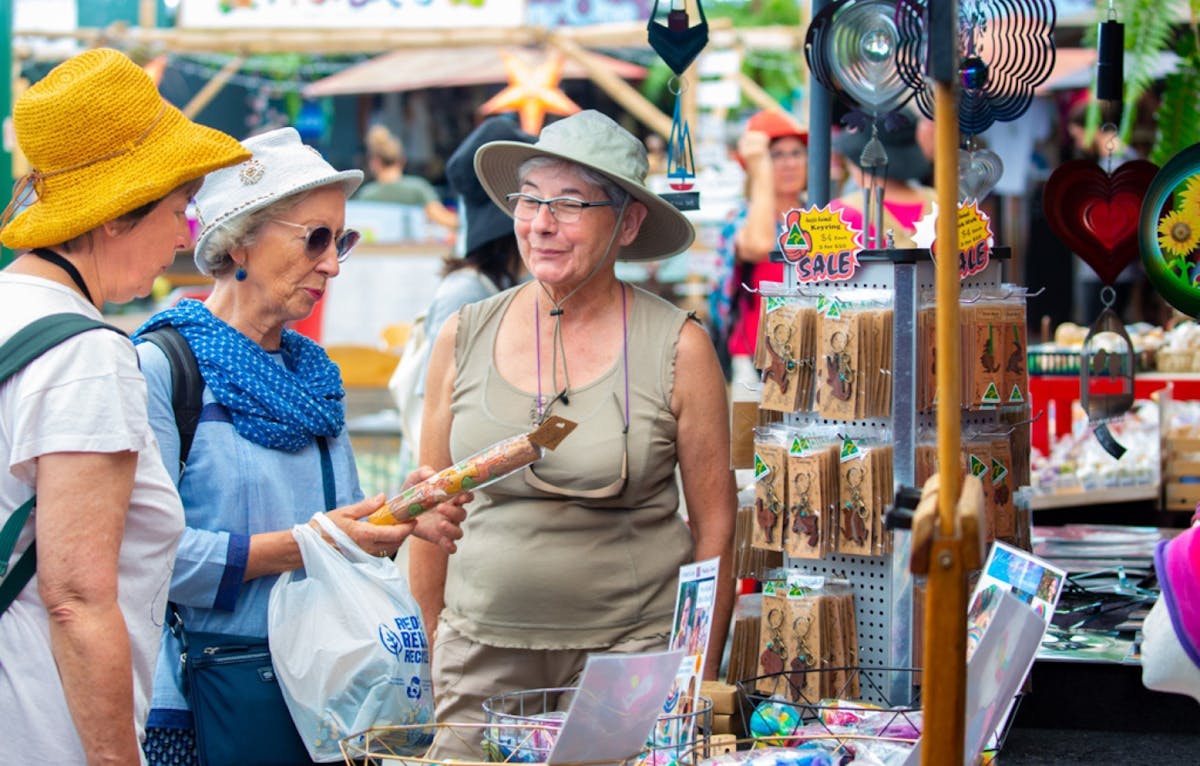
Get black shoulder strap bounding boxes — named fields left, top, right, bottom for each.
left=139, top=326, right=203, bottom=469
left=0, top=313, right=125, bottom=616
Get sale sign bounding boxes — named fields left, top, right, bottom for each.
left=778, top=205, right=864, bottom=283
left=913, top=200, right=994, bottom=279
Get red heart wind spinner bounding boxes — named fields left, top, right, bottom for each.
left=1043, top=159, right=1159, bottom=285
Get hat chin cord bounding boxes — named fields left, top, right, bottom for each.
left=535, top=197, right=629, bottom=406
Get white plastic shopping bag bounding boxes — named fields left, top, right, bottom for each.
left=268, top=512, right=434, bottom=762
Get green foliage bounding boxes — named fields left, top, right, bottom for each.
left=1113, top=0, right=1200, bottom=162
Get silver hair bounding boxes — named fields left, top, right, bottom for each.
left=516, top=156, right=631, bottom=210
left=198, top=190, right=315, bottom=277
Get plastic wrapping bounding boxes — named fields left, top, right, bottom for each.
left=367, top=416, right=576, bottom=524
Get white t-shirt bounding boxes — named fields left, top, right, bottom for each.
left=0, top=273, right=184, bottom=764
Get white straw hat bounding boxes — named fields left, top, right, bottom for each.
left=192, top=127, right=363, bottom=274
left=473, top=110, right=695, bottom=261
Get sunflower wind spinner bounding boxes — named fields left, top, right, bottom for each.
left=647, top=0, right=708, bottom=211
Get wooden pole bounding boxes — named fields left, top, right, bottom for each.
left=921, top=0, right=967, bottom=760
left=138, top=0, right=156, bottom=29
left=545, top=34, right=673, bottom=138
left=182, top=55, right=244, bottom=120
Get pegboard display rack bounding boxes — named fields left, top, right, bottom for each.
left=765, top=247, right=1011, bottom=706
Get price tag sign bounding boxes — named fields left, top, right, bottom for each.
left=914, top=200, right=994, bottom=279
left=778, top=205, right=863, bottom=283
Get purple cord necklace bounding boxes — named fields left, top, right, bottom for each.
left=534, top=282, right=630, bottom=433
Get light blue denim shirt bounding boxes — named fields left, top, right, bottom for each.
left=137, top=341, right=364, bottom=728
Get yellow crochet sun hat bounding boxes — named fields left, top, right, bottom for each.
left=0, top=48, right=250, bottom=250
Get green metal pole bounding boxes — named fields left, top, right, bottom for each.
left=0, top=0, right=12, bottom=267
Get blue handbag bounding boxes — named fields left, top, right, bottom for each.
left=175, top=614, right=318, bottom=766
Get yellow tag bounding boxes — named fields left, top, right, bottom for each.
left=779, top=205, right=863, bottom=283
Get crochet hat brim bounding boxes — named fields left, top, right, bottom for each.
left=1, top=105, right=250, bottom=250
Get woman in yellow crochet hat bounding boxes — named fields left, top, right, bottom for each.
left=0, top=48, right=248, bottom=764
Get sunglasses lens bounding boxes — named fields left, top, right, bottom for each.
left=337, top=229, right=361, bottom=261
left=306, top=226, right=333, bottom=256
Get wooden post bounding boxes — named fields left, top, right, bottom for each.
left=182, top=55, right=244, bottom=120
left=545, top=35, right=673, bottom=138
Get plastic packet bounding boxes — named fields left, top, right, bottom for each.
left=367, top=416, right=577, bottom=524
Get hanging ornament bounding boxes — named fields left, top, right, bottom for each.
left=895, top=0, right=1056, bottom=136
left=1080, top=293, right=1135, bottom=459
left=958, top=138, right=1004, bottom=203
left=477, top=51, right=580, bottom=135
left=806, top=0, right=920, bottom=248
left=1043, top=154, right=1158, bottom=285
left=647, top=0, right=708, bottom=211
left=1139, top=142, right=1200, bottom=317
left=1096, top=0, right=1124, bottom=102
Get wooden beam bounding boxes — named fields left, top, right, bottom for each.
left=8, top=19, right=817, bottom=58
left=545, top=34, right=673, bottom=139
left=735, top=71, right=790, bottom=120
left=182, top=55, right=243, bottom=119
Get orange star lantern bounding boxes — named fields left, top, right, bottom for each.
left=478, top=51, right=580, bottom=135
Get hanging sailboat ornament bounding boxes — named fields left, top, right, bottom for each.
left=647, top=0, right=709, bottom=211
left=804, top=0, right=918, bottom=248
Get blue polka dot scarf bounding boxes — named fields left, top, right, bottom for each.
left=134, top=299, right=345, bottom=452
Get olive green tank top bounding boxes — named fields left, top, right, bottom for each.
left=440, top=284, right=694, bottom=649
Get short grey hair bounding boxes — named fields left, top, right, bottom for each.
left=197, top=190, right=315, bottom=277
left=516, top=156, right=631, bottom=210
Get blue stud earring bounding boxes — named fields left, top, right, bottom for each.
left=235, top=267, right=246, bottom=282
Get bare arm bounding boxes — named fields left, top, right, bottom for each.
left=670, top=320, right=738, bottom=680
left=36, top=450, right=142, bottom=766
left=424, top=199, right=459, bottom=231
left=408, top=312, right=460, bottom=642
left=735, top=130, right=781, bottom=263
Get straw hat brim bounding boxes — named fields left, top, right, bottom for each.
left=474, top=141, right=695, bottom=262
left=1, top=105, right=250, bottom=250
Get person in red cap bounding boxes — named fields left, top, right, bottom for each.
left=710, top=109, right=808, bottom=386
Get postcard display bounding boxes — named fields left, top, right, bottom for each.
left=748, top=250, right=1029, bottom=707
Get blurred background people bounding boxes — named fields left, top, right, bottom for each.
left=391, top=116, right=534, bottom=477
left=710, top=109, right=808, bottom=386
left=831, top=115, right=935, bottom=249
left=358, top=123, right=459, bottom=235
left=0, top=48, right=248, bottom=764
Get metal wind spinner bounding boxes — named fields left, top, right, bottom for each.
left=895, top=0, right=1056, bottom=137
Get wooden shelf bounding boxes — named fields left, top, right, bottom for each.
left=1030, top=484, right=1159, bottom=511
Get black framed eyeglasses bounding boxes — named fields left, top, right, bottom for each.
left=505, top=192, right=613, bottom=224
left=271, top=219, right=361, bottom=262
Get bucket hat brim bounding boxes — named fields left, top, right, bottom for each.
left=474, top=140, right=695, bottom=262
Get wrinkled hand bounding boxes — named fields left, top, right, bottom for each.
left=320, top=494, right=416, bottom=558
left=398, top=465, right=471, bottom=554
left=738, top=130, right=772, bottom=170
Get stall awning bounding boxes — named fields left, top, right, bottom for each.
left=303, top=46, right=647, bottom=98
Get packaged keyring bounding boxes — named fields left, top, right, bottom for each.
left=367, top=416, right=577, bottom=524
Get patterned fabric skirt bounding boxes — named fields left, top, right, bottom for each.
left=143, top=726, right=199, bottom=766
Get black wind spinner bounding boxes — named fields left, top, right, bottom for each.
left=895, top=0, right=1055, bottom=203
left=648, top=0, right=708, bottom=211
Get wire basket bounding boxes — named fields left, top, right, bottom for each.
left=341, top=722, right=582, bottom=766
left=736, top=668, right=922, bottom=755
left=482, top=687, right=713, bottom=766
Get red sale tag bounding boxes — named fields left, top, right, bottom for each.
left=778, top=205, right=864, bottom=283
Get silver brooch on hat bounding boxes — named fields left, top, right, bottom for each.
left=239, top=159, right=265, bottom=185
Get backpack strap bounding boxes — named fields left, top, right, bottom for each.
left=139, top=326, right=204, bottom=471
left=0, top=313, right=124, bottom=616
